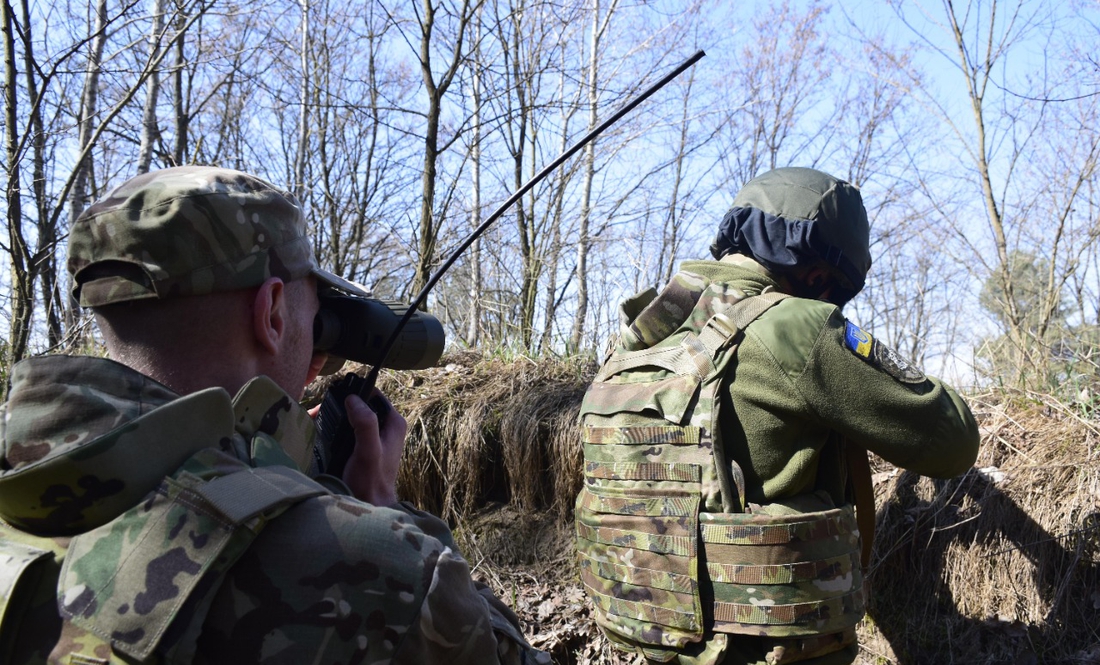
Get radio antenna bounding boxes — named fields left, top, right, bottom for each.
left=364, top=49, right=706, bottom=390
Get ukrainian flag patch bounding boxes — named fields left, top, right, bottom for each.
left=844, top=321, right=873, bottom=358
left=843, top=319, right=927, bottom=384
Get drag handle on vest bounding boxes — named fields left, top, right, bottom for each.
left=313, top=373, right=389, bottom=479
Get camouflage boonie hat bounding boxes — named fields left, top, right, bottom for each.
left=68, top=165, right=369, bottom=307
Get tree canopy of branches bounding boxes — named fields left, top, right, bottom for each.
left=3, top=0, right=1099, bottom=399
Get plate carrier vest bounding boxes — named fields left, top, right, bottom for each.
left=575, top=275, right=865, bottom=663
left=0, top=464, right=328, bottom=664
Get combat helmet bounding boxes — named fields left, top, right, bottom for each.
left=710, top=167, right=871, bottom=304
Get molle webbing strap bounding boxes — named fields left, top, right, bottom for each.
left=577, top=490, right=699, bottom=521
left=585, top=460, right=701, bottom=483
left=577, top=520, right=696, bottom=558
left=700, top=511, right=854, bottom=546
left=585, top=554, right=696, bottom=595
left=713, top=591, right=863, bottom=627
left=707, top=552, right=855, bottom=585
left=583, top=427, right=713, bottom=478
left=583, top=580, right=700, bottom=633
left=586, top=425, right=699, bottom=445
left=595, top=339, right=713, bottom=383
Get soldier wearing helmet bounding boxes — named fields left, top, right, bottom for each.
left=576, top=167, right=979, bottom=665
left=0, top=166, right=549, bottom=664
left=710, top=166, right=871, bottom=308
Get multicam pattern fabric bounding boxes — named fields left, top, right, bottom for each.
left=68, top=166, right=317, bottom=307
left=576, top=270, right=864, bottom=665
left=0, top=355, right=548, bottom=665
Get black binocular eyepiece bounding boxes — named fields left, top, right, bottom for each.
left=312, top=292, right=445, bottom=370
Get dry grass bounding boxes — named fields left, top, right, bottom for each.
left=307, top=356, right=1100, bottom=665
left=861, top=391, right=1100, bottom=664
left=309, top=351, right=593, bottom=524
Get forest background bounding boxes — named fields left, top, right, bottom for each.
left=3, top=0, right=1100, bottom=398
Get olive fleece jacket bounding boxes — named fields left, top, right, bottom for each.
left=690, top=255, right=980, bottom=507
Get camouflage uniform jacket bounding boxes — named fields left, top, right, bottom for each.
left=0, top=354, right=548, bottom=665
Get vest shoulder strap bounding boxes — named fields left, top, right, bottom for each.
left=58, top=464, right=327, bottom=662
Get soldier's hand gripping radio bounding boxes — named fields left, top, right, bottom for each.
left=311, top=292, right=444, bottom=478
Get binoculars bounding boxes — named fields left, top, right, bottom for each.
left=313, top=291, right=445, bottom=370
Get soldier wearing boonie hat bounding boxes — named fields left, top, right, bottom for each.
left=0, top=165, right=549, bottom=665
left=575, top=167, right=980, bottom=665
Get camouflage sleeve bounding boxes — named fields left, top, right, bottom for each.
left=199, top=495, right=547, bottom=664
left=389, top=503, right=550, bottom=665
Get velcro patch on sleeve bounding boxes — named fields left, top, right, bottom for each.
left=844, top=321, right=873, bottom=358
left=844, top=321, right=926, bottom=384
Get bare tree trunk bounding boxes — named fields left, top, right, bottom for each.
left=172, top=6, right=189, bottom=165
left=569, top=0, right=619, bottom=353
left=18, top=0, right=60, bottom=349
left=539, top=53, right=580, bottom=352
left=70, top=0, right=108, bottom=228
left=506, top=13, right=536, bottom=349
left=466, top=10, right=483, bottom=347
left=59, top=0, right=108, bottom=353
left=411, top=0, right=478, bottom=302
left=659, top=62, right=696, bottom=286
left=946, top=5, right=1017, bottom=332
left=2, top=0, right=32, bottom=383
left=538, top=165, right=570, bottom=353
left=137, top=0, right=166, bottom=174
left=414, top=0, right=441, bottom=301
left=293, top=0, right=310, bottom=196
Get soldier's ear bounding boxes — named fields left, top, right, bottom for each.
left=251, top=277, right=287, bottom=355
